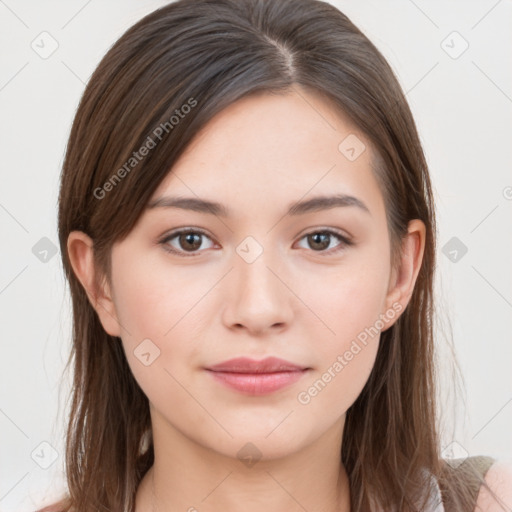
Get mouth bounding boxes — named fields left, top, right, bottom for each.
left=204, top=356, right=311, bottom=395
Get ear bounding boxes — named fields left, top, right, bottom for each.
left=66, top=231, right=122, bottom=337
left=382, top=219, right=426, bottom=327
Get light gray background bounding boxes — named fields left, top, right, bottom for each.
left=1, top=1, right=511, bottom=511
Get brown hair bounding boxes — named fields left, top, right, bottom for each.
left=42, top=0, right=501, bottom=510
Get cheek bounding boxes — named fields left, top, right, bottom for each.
left=111, top=251, right=214, bottom=341
left=296, top=336, right=380, bottom=422
left=294, top=251, right=389, bottom=408
left=300, top=252, right=390, bottom=344
left=297, top=266, right=387, bottom=407
left=110, top=254, right=219, bottom=389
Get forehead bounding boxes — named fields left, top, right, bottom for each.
left=150, top=88, right=386, bottom=222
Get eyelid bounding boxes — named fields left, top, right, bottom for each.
left=295, top=226, right=352, bottom=243
left=158, top=226, right=353, bottom=257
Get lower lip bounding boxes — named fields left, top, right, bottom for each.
left=206, top=370, right=308, bottom=395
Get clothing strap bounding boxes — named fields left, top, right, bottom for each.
left=440, top=455, right=495, bottom=512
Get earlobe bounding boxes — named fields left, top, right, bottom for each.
left=66, top=231, right=122, bottom=338
left=384, top=219, right=426, bottom=319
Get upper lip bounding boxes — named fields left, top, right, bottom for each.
left=205, top=357, right=308, bottom=373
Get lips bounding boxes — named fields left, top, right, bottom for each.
left=204, top=357, right=310, bottom=395
left=206, top=356, right=308, bottom=373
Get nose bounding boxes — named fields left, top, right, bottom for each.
left=221, top=245, right=294, bottom=336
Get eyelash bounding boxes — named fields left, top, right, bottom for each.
left=158, top=227, right=353, bottom=258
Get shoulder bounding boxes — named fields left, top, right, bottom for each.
left=474, top=458, right=512, bottom=512
left=35, top=506, right=73, bottom=512
left=34, top=495, right=73, bottom=512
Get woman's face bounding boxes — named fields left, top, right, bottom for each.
left=80, top=87, right=424, bottom=461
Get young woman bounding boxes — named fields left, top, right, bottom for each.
left=38, top=0, right=511, bottom=511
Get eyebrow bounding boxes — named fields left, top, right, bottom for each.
left=146, top=193, right=371, bottom=217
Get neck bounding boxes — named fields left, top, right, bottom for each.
left=137, top=416, right=351, bottom=512
left=148, top=459, right=350, bottom=512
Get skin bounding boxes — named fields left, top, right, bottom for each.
left=67, top=87, right=426, bottom=512
left=476, top=460, right=512, bottom=512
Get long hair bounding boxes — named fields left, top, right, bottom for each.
left=43, top=0, right=497, bottom=510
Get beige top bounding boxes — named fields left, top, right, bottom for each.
left=435, top=455, right=496, bottom=512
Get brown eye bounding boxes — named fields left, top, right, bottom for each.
left=160, top=229, right=215, bottom=256
left=296, top=229, right=353, bottom=254
left=178, top=232, right=203, bottom=251
left=307, top=232, right=331, bottom=251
